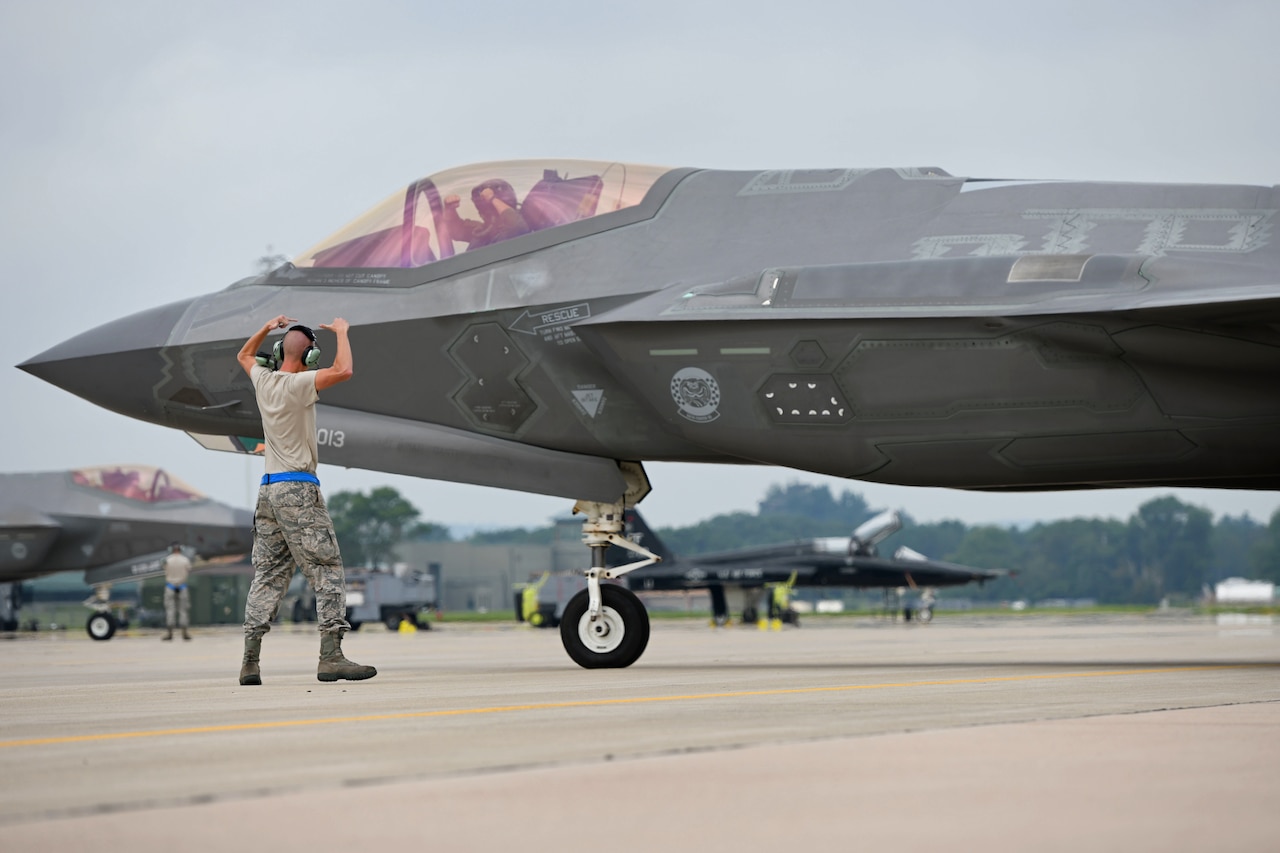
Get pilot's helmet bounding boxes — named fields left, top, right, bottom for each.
left=471, top=179, right=519, bottom=217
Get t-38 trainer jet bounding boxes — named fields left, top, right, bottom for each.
left=20, top=159, right=1280, bottom=666
left=0, top=465, right=252, bottom=639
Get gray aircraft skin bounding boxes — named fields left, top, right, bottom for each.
left=0, top=464, right=253, bottom=638
left=619, top=508, right=1005, bottom=624
left=17, top=159, right=1280, bottom=664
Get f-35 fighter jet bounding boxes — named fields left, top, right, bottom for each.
left=0, top=465, right=252, bottom=639
left=19, top=159, right=1280, bottom=665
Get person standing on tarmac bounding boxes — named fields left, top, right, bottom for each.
left=161, top=542, right=192, bottom=641
left=234, top=315, right=376, bottom=686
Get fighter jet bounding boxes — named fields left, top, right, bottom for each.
left=0, top=464, right=253, bottom=639
left=620, top=509, right=1005, bottom=627
left=19, top=159, right=1280, bottom=666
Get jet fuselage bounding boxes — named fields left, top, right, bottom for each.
left=22, top=162, right=1280, bottom=500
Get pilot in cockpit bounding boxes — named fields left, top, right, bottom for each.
left=443, top=178, right=531, bottom=251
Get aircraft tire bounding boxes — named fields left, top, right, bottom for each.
left=918, top=606, right=934, bottom=624
left=559, top=585, right=649, bottom=669
left=86, top=612, right=117, bottom=641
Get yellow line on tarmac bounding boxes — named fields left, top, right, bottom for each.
left=0, top=665, right=1258, bottom=749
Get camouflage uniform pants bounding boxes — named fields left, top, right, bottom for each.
left=244, top=481, right=350, bottom=637
left=164, top=585, right=189, bottom=628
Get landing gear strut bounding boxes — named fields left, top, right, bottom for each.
left=917, top=588, right=936, bottom=623
left=559, top=463, right=661, bottom=669
left=84, top=583, right=120, bottom=640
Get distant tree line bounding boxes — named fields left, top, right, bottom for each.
left=328, top=482, right=1280, bottom=604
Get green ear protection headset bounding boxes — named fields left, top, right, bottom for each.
left=256, top=325, right=321, bottom=370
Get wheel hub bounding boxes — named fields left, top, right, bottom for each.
left=578, top=605, right=626, bottom=653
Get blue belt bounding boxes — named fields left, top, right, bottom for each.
left=261, top=472, right=320, bottom=486
left=166, top=583, right=187, bottom=592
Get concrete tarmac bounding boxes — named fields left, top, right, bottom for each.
left=1, top=613, right=1277, bottom=851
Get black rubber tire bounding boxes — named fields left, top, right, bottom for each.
left=86, top=612, right=117, bottom=641
left=559, top=584, right=649, bottom=669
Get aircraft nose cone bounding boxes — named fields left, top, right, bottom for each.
left=18, top=298, right=197, bottom=422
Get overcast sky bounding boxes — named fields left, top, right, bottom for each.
left=2, top=1, right=1278, bottom=533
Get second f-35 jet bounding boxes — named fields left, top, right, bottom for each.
left=0, top=464, right=253, bottom=639
left=19, top=158, right=1280, bottom=666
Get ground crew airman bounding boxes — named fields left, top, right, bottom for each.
left=161, top=542, right=191, bottom=641
left=234, top=314, right=376, bottom=685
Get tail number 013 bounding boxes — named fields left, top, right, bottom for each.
left=317, top=428, right=346, bottom=448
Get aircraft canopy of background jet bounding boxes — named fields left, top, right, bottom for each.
left=69, top=464, right=203, bottom=504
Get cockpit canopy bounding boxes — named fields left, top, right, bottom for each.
left=293, top=159, right=673, bottom=269
left=71, top=465, right=203, bottom=504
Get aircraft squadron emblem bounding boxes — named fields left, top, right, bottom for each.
left=671, top=367, right=721, bottom=423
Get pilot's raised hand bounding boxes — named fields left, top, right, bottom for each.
left=444, top=194, right=461, bottom=208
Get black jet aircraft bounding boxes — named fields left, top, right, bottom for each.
left=0, top=464, right=253, bottom=639
left=618, top=509, right=1005, bottom=629
left=19, top=159, right=1280, bottom=666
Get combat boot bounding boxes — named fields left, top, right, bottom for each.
left=239, top=635, right=263, bottom=686
left=162, top=628, right=173, bottom=641
left=182, top=628, right=192, bottom=641
left=317, top=631, right=377, bottom=682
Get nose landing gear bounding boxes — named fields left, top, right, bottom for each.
left=558, top=463, right=661, bottom=669
left=85, top=583, right=122, bottom=640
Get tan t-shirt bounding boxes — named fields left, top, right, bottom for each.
left=163, top=551, right=192, bottom=585
left=251, top=364, right=319, bottom=474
